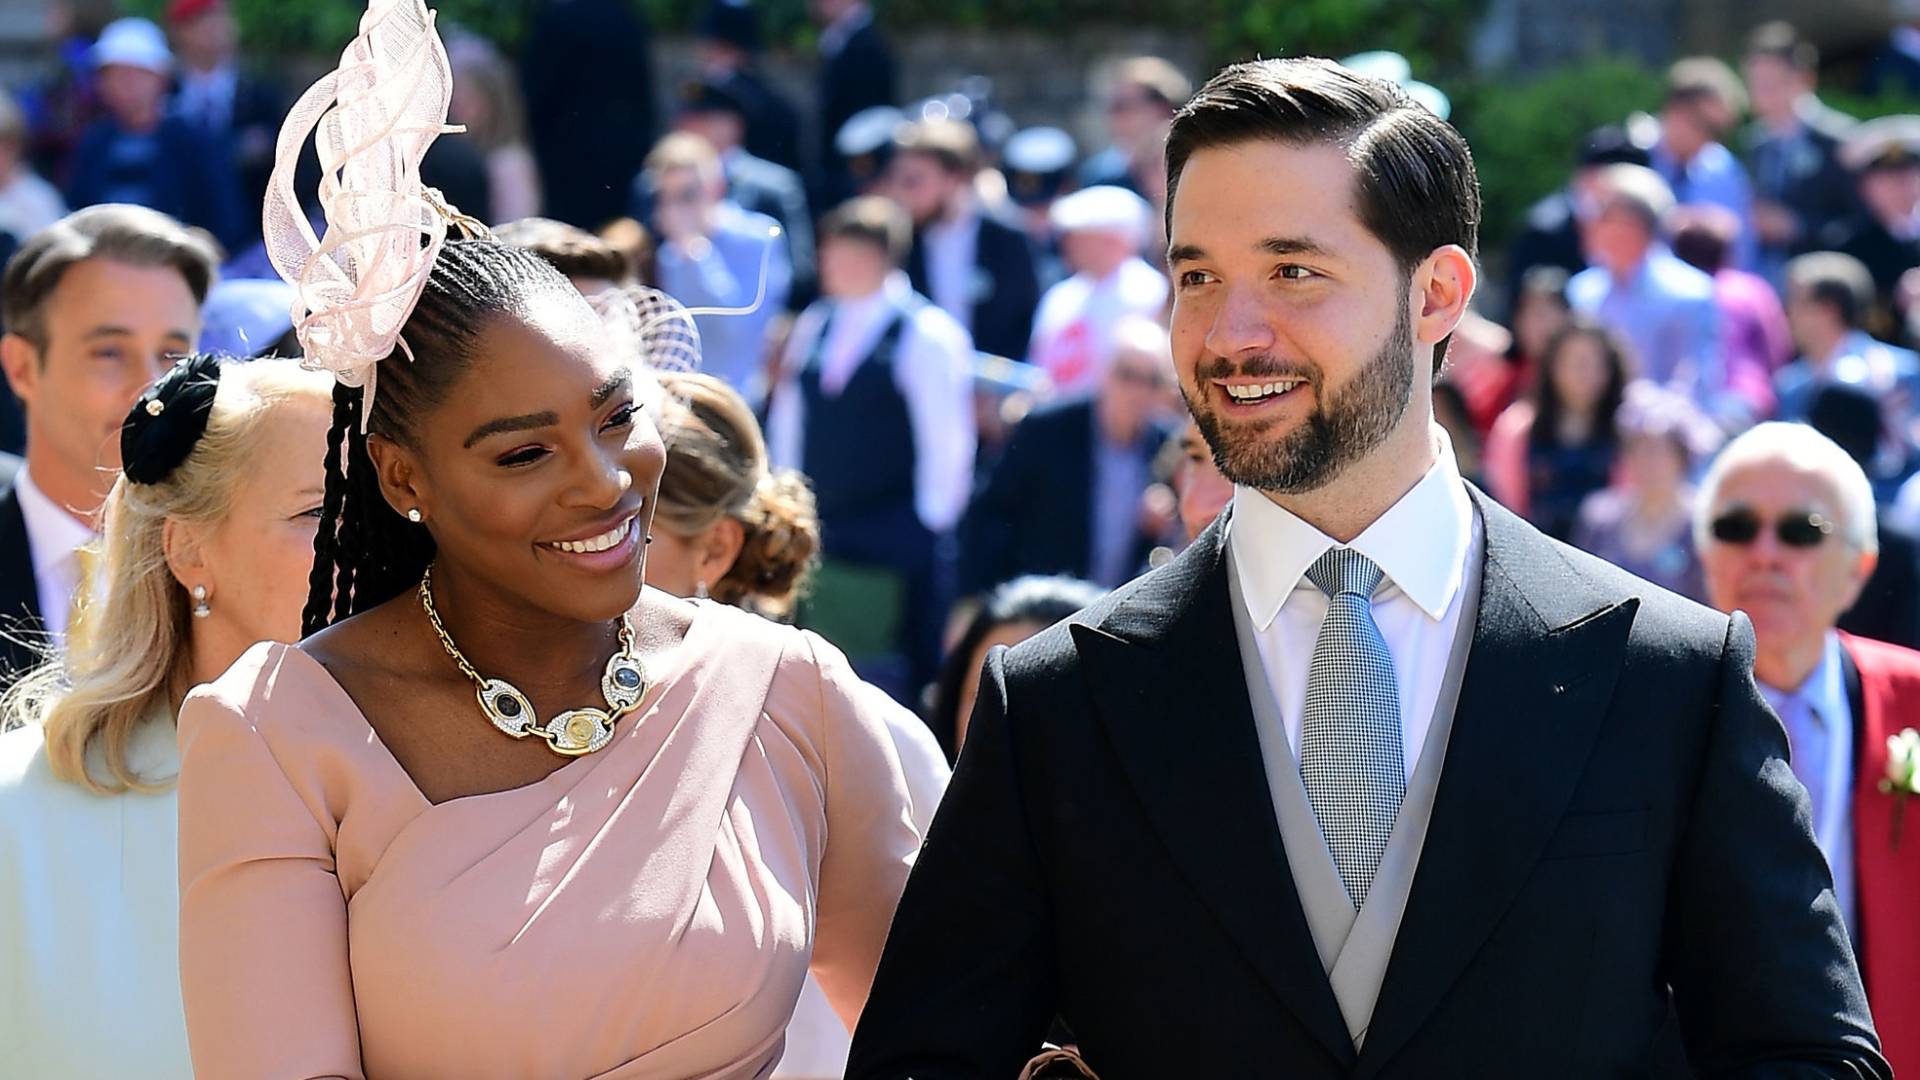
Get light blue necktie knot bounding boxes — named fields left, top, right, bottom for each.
left=1306, top=547, right=1385, bottom=600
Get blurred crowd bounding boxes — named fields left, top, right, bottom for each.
left=7, top=0, right=1920, bottom=735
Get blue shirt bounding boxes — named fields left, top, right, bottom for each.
left=652, top=204, right=792, bottom=397
left=1651, top=139, right=1758, bottom=270
left=1568, top=248, right=1722, bottom=401
left=1757, top=633, right=1857, bottom=941
left=1090, top=426, right=1151, bottom=587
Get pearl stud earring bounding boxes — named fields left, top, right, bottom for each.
left=407, top=508, right=423, bottom=523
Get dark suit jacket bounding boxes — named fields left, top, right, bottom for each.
left=814, top=19, right=895, bottom=205
left=849, top=488, right=1887, bottom=1079
left=1746, top=113, right=1861, bottom=257
left=64, top=115, right=246, bottom=252
left=906, top=213, right=1041, bottom=361
left=1838, top=512, right=1920, bottom=651
left=522, top=0, right=656, bottom=229
left=0, top=452, right=44, bottom=689
left=958, top=399, right=1168, bottom=595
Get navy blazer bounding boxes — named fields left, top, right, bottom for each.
left=64, top=115, right=245, bottom=252
left=906, top=212, right=1041, bottom=362
left=959, top=398, right=1170, bottom=595
left=0, top=453, right=43, bottom=689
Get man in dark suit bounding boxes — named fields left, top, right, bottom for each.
left=890, top=117, right=1041, bottom=361
left=1697, top=422, right=1920, bottom=1077
left=1743, top=23, right=1860, bottom=281
left=961, top=316, right=1174, bottom=593
left=521, top=0, right=656, bottom=229
left=165, top=0, right=285, bottom=247
left=0, top=204, right=216, bottom=687
left=848, top=58, right=1887, bottom=1078
left=692, top=0, right=803, bottom=173
left=810, top=0, right=895, bottom=210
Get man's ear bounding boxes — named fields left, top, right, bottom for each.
left=1, top=333, right=42, bottom=409
left=366, top=433, right=429, bottom=522
left=1413, top=244, right=1478, bottom=350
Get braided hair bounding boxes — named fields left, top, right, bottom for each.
left=300, top=238, right=585, bottom=636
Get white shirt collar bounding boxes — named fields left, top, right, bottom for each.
left=14, top=464, right=95, bottom=573
left=1229, top=426, right=1473, bottom=631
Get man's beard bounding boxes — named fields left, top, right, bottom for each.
left=1183, top=300, right=1416, bottom=495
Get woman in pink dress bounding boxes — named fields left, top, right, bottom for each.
left=174, top=5, right=922, bottom=1077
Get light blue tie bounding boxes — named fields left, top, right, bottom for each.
left=1299, top=547, right=1407, bottom=909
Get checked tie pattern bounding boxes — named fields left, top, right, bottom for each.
left=1299, top=547, right=1406, bottom=909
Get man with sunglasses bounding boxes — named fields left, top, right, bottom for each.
left=1698, top=422, right=1920, bottom=1077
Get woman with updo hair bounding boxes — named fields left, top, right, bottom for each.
left=0, top=354, right=333, bottom=1078
left=644, top=370, right=951, bottom=1080
left=646, top=371, right=821, bottom=621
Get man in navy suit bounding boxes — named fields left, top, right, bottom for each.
left=811, top=0, right=895, bottom=209
left=891, top=118, right=1041, bottom=362
left=961, top=316, right=1176, bottom=594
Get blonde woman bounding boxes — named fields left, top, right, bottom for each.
left=0, top=354, right=333, bottom=1078
left=643, top=371, right=951, bottom=1080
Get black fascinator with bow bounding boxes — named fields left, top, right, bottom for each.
left=120, top=354, right=224, bottom=486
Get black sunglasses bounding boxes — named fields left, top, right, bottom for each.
left=1708, top=508, right=1835, bottom=548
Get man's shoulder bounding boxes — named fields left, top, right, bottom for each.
left=1841, top=632, right=1920, bottom=697
left=730, top=151, right=804, bottom=195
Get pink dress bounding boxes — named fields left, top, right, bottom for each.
left=176, top=600, right=922, bottom=1080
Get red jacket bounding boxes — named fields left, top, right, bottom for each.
left=1841, top=632, right=1920, bottom=1076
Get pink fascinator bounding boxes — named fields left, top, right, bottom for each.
left=262, top=0, right=474, bottom=424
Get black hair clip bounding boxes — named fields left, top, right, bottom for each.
left=121, top=354, right=224, bottom=485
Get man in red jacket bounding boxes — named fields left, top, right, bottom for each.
left=1700, top=421, right=1920, bottom=1075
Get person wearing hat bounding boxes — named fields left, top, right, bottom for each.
left=1820, top=116, right=1920, bottom=324
left=64, top=18, right=244, bottom=252
left=165, top=0, right=284, bottom=245
left=889, top=117, right=1039, bottom=362
left=695, top=0, right=802, bottom=173
left=812, top=0, right=897, bottom=209
left=1027, top=184, right=1168, bottom=397
left=1503, top=122, right=1653, bottom=320
left=667, top=75, right=815, bottom=305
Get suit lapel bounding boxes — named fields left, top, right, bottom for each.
left=1357, top=490, right=1637, bottom=1075
left=0, top=472, right=46, bottom=679
left=1075, top=517, right=1357, bottom=1067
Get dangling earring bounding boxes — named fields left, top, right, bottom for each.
left=695, top=579, right=709, bottom=599
left=406, top=508, right=423, bottom=523
left=191, top=585, right=211, bottom=619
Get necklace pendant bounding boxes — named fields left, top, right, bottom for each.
left=545, top=708, right=615, bottom=756
left=601, top=652, right=648, bottom=712
left=478, top=679, right=537, bottom=736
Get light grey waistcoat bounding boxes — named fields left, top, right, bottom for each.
left=1224, top=513, right=1484, bottom=1048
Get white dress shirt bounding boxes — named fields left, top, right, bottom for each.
left=921, top=211, right=981, bottom=335
left=14, top=465, right=96, bottom=644
left=1027, top=255, right=1169, bottom=395
left=1228, top=430, right=1479, bottom=778
left=0, top=715, right=191, bottom=1078
left=766, top=271, right=978, bottom=532
left=1757, top=632, right=1856, bottom=940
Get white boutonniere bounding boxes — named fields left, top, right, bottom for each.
left=1879, top=728, right=1920, bottom=849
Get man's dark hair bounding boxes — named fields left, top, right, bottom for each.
left=1164, top=57, right=1480, bottom=373
left=1746, top=21, right=1818, bottom=73
left=2, top=204, right=219, bottom=353
left=1786, top=251, right=1875, bottom=330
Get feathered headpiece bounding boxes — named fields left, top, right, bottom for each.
left=262, top=0, right=472, bottom=424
